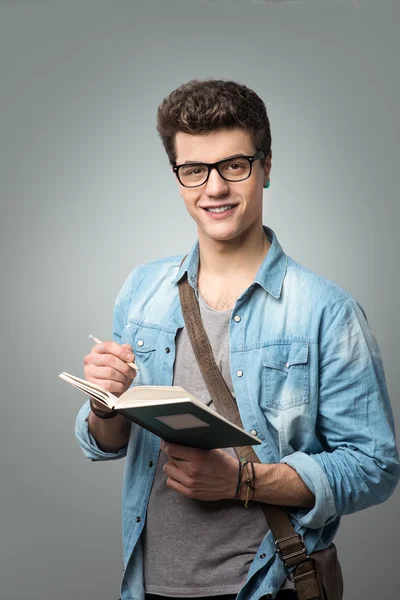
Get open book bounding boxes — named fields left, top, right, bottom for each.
left=59, top=372, right=261, bottom=450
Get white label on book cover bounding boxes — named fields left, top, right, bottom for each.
left=155, top=414, right=210, bottom=430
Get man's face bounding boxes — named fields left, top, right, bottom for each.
left=174, top=127, right=271, bottom=244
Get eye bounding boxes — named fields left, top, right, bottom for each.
left=180, top=165, right=207, bottom=177
left=222, top=159, right=248, bottom=173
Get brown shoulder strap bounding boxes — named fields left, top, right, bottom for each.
left=178, top=273, right=320, bottom=600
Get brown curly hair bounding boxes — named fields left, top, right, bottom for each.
left=157, top=79, right=272, bottom=166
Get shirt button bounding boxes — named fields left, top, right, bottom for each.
left=250, top=429, right=258, bottom=436
left=286, top=362, right=289, bottom=368
left=165, top=347, right=171, bottom=353
left=236, top=370, right=243, bottom=378
left=234, top=315, right=241, bottom=323
left=137, top=340, right=144, bottom=347
left=149, top=461, right=153, bottom=468
left=136, top=516, right=141, bottom=523
left=260, top=553, right=266, bottom=559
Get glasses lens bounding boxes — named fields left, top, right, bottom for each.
left=218, top=157, right=251, bottom=182
left=178, top=164, right=208, bottom=187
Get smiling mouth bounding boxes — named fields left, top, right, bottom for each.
left=203, top=205, right=236, bottom=213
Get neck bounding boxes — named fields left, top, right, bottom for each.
left=197, top=224, right=271, bottom=281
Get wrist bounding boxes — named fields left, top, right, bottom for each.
left=237, top=461, right=247, bottom=502
left=250, top=462, right=271, bottom=503
left=235, top=458, right=256, bottom=505
left=89, top=398, right=118, bottom=419
left=249, top=463, right=315, bottom=507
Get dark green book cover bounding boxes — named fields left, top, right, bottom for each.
left=59, top=372, right=261, bottom=450
left=117, top=399, right=261, bottom=449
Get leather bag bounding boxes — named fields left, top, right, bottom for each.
left=178, top=273, right=343, bottom=600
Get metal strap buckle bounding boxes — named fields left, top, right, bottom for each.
left=275, top=533, right=308, bottom=562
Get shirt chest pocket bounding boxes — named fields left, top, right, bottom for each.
left=262, top=341, right=309, bottom=410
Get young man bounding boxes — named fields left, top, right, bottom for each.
left=75, top=79, right=399, bottom=600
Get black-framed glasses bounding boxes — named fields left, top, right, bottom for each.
left=173, top=150, right=265, bottom=188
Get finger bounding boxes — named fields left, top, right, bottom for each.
left=89, top=377, right=126, bottom=396
left=89, top=353, right=136, bottom=379
left=165, top=476, right=194, bottom=498
left=90, top=364, right=130, bottom=384
left=93, top=340, right=135, bottom=365
left=160, top=441, right=206, bottom=462
left=163, top=461, right=193, bottom=487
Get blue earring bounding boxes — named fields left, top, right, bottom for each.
left=263, top=181, right=270, bottom=189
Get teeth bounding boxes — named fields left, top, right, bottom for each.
left=206, top=205, right=233, bottom=213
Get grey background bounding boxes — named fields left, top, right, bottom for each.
left=0, top=1, right=399, bottom=599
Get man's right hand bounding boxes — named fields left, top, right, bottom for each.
left=83, top=341, right=137, bottom=411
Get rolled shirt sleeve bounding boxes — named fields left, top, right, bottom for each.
left=280, top=451, right=337, bottom=529
left=74, top=270, right=138, bottom=461
left=75, top=399, right=128, bottom=461
left=282, top=298, right=399, bottom=529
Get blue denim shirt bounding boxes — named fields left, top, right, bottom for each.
left=75, top=226, right=399, bottom=600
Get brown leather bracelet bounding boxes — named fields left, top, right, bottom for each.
left=89, top=398, right=118, bottom=419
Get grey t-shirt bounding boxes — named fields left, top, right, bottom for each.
left=142, top=294, right=270, bottom=597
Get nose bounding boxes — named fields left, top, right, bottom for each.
left=204, top=166, right=229, bottom=196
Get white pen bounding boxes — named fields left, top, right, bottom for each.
left=89, top=334, right=140, bottom=371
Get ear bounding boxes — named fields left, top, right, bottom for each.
left=265, top=148, right=272, bottom=173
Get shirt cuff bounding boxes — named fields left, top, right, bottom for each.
left=280, top=451, right=337, bottom=529
left=75, top=399, right=128, bottom=461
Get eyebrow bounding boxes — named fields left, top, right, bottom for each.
left=181, top=152, right=250, bottom=165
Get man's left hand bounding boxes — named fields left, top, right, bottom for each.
left=160, top=440, right=238, bottom=501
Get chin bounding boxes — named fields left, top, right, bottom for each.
left=201, top=225, right=240, bottom=242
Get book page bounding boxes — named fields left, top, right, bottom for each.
left=59, top=372, right=114, bottom=408
left=116, top=385, right=196, bottom=408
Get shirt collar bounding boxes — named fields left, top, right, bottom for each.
left=172, top=225, right=288, bottom=300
